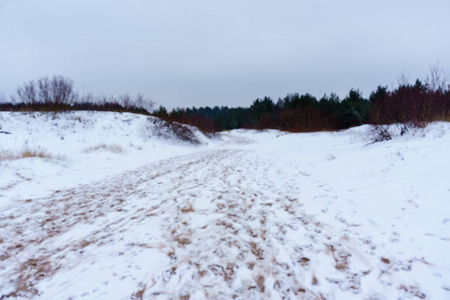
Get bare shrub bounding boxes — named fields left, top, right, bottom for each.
left=170, top=122, right=201, bottom=144
left=17, top=76, right=77, bottom=105
left=148, top=118, right=201, bottom=144
left=119, top=94, right=132, bottom=109
left=17, top=80, right=38, bottom=104
left=0, top=93, right=7, bottom=103
left=135, top=93, right=155, bottom=113
left=369, top=125, right=393, bottom=143
left=48, top=76, right=77, bottom=105
left=37, top=77, right=51, bottom=103
left=425, top=63, right=450, bottom=92
left=118, top=93, right=155, bottom=112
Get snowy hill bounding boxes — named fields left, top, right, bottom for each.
left=1, top=111, right=449, bottom=299
left=0, top=111, right=209, bottom=209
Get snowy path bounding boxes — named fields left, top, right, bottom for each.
left=1, top=129, right=450, bottom=299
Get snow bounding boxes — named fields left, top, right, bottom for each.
left=0, top=112, right=205, bottom=209
left=1, top=111, right=449, bottom=299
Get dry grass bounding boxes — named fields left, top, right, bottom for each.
left=431, top=114, right=450, bottom=122
left=0, top=147, right=62, bottom=161
left=181, top=203, right=194, bottom=214
left=83, top=143, right=124, bottom=154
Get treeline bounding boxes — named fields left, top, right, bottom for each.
left=153, top=91, right=366, bottom=132
left=369, top=80, right=450, bottom=127
left=1, top=72, right=450, bottom=134
left=154, top=80, right=450, bottom=133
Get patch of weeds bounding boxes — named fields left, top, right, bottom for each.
left=83, top=143, right=124, bottom=154
left=0, top=147, right=64, bottom=161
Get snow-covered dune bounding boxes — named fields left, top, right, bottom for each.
left=1, top=111, right=449, bottom=299
left=0, top=111, right=209, bottom=209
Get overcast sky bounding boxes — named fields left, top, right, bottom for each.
left=1, top=0, right=449, bottom=108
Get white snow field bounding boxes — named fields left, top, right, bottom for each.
left=0, top=111, right=449, bottom=299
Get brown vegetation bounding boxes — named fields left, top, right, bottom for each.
left=83, top=144, right=124, bottom=154
left=0, top=148, right=63, bottom=161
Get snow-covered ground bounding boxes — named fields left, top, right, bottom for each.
left=0, top=111, right=449, bottom=299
